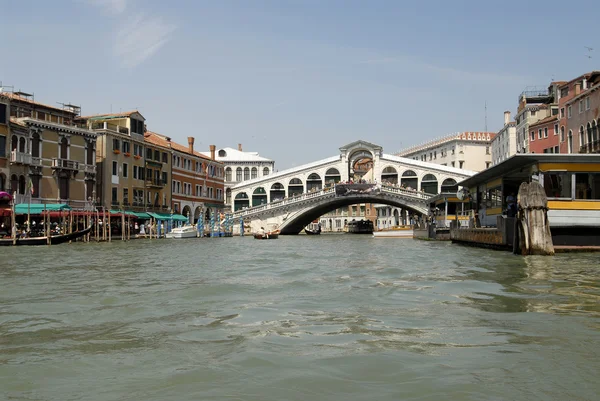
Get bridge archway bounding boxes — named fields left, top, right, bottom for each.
left=441, top=178, right=458, bottom=193
left=307, top=173, right=322, bottom=192
left=234, top=192, right=249, bottom=211
left=278, top=195, right=426, bottom=235
left=252, top=187, right=267, bottom=207
left=348, top=149, right=373, bottom=181
left=181, top=205, right=192, bottom=222
left=288, top=178, right=304, bottom=197
left=270, top=182, right=285, bottom=201
left=381, top=166, right=398, bottom=184
left=421, top=174, right=438, bottom=195
left=325, top=168, right=341, bottom=187
left=401, top=170, right=418, bottom=189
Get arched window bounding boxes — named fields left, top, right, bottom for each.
left=18, top=175, right=26, bottom=195
left=226, top=188, right=231, bottom=204
left=263, top=167, right=269, bottom=176
left=244, top=167, right=250, bottom=181
left=18, top=137, right=26, bottom=153
left=381, top=166, right=398, bottom=184
left=307, top=173, right=322, bottom=192
left=560, top=126, right=565, bottom=142
left=579, top=125, right=586, bottom=149
left=60, top=137, right=69, bottom=159
left=251, top=167, right=258, bottom=179
left=236, top=167, right=242, bottom=181
left=32, top=133, right=41, bottom=158
left=225, top=167, right=232, bottom=182
left=421, top=173, right=438, bottom=194
left=11, top=135, right=18, bottom=152
left=10, top=174, right=18, bottom=194
left=218, top=149, right=227, bottom=157
left=568, top=130, right=573, bottom=154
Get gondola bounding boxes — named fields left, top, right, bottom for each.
left=304, top=227, right=321, bottom=235
left=253, top=231, right=279, bottom=239
left=0, top=225, right=93, bottom=246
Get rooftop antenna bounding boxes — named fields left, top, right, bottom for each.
left=484, top=100, right=488, bottom=132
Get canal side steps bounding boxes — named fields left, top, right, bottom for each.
left=514, top=181, right=554, bottom=256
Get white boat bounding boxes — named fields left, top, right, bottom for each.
left=167, top=224, right=198, bottom=239
left=372, top=227, right=414, bottom=238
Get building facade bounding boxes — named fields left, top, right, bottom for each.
left=202, top=144, right=274, bottom=209
left=1, top=91, right=97, bottom=208
left=491, top=111, right=517, bottom=165
left=396, top=132, right=496, bottom=172
left=0, top=98, right=9, bottom=192
left=528, top=115, right=560, bottom=154
left=155, top=134, right=225, bottom=223
left=514, top=85, right=559, bottom=154
left=80, top=110, right=164, bottom=212
left=563, top=71, right=600, bottom=154
left=319, top=205, right=377, bottom=232
left=555, top=74, right=597, bottom=154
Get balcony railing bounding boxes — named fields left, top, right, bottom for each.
left=83, top=164, right=97, bottom=174
left=91, top=121, right=129, bottom=135
left=10, top=151, right=43, bottom=166
left=52, top=158, right=79, bottom=170
left=579, top=140, right=600, bottom=154
left=145, top=178, right=166, bottom=188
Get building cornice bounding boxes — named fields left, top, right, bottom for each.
left=21, top=118, right=97, bottom=139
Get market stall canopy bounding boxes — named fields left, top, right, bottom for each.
left=15, top=203, right=72, bottom=215
left=0, top=191, right=13, bottom=201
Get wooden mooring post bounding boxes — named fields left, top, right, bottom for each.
left=513, top=181, right=554, bottom=256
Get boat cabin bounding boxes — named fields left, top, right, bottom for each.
left=426, top=192, right=470, bottom=229
left=458, top=153, right=600, bottom=246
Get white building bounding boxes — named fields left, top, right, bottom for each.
left=396, top=132, right=496, bottom=172
left=202, top=144, right=274, bottom=209
left=514, top=86, right=558, bottom=154
left=491, top=111, right=517, bottom=165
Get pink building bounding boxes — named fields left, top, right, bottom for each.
left=556, top=72, right=599, bottom=153
left=564, top=71, right=600, bottom=154
left=528, top=115, right=560, bottom=154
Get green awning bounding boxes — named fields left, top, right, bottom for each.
left=15, top=203, right=72, bottom=215
left=171, top=214, right=189, bottom=222
left=147, top=212, right=173, bottom=220
left=131, top=211, right=151, bottom=219
left=110, top=210, right=136, bottom=217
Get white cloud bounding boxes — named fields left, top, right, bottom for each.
left=113, top=14, right=176, bottom=69
left=87, top=0, right=126, bottom=14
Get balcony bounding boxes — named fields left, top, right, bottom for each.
left=83, top=164, right=97, bottom=174
left=10, top=150, right=43, bottom=166
left=52, top=158, right=79, bottom=170
left=145, top=178, right=166, bottom=188
left=579, top=141, right=600, bottom=154
left=91, top=121, right=129, bottom=135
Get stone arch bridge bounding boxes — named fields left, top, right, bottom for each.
left=230, top=140, right=475, bottom=234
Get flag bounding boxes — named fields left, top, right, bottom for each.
left=26, top=177, right=34, bottom=195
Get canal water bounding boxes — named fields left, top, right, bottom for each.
left=1, top=236, right=599, bottom=401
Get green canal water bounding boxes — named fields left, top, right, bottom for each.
left=1, top=236, right=599, bottom=401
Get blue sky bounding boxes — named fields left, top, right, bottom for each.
left=3, top=0, right=598, bottom=169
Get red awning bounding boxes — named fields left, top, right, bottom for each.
left=0, top=208, right=11, bottom=217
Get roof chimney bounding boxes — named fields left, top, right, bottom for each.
left=238, top=143, right=242, bottom=151
left=187, top=136, right=194, bottom=154
left=504, top=111, right=511, bottom=125
left=210, top=144, right=216, bottom=160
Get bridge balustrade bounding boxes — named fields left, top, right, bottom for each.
left=380, top=184, right=430, bottom=199
left=233, top=184, right=430, bottom=220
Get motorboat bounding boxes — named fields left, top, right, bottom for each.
left=167, top=224, right=198, bottom=239
left=372, top=226, right=414, bottom=238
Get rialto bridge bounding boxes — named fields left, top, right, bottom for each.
left=230, top=140, right=475, bottom=234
